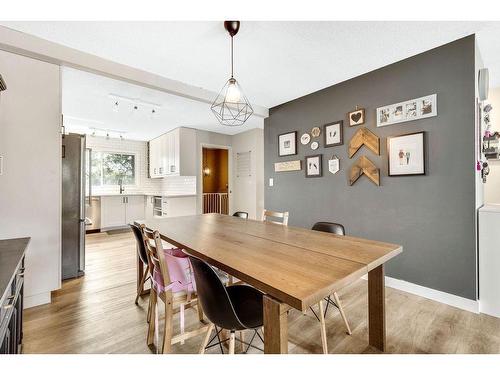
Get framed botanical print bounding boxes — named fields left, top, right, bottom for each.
left=278, top=131, right=297, bottom=157
left=324, top=120, right=343, bottom=147
left=387, top=132, right=426, bottom=176
left=305, top=154, right=322, bottom=178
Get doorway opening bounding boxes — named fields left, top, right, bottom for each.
left=202, top=147, right=229, bottom=214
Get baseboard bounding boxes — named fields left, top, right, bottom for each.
left=24, top=291, right=51, bottom=309
left=361, top=275, right=479, bottom=314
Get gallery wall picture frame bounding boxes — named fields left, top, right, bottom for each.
left=377, top=94, right=437, bottom=127
left=278, top=131, right=298, bottom=157
left=305, top=154, right=323, bottom=178
left=324, top=120, right=343, bottom=147
left=387, top=131, right=426, bottom=176
left=348, top=107, right=365, bottom=126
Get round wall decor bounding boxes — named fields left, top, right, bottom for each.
left=310, top=141, right=319, bottom=150
left=311, top=127, right=321, bottom=138
left=300, top=133, right=311, bottom=145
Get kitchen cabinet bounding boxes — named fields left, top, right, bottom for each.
left=1, top=238, right=29, bottom=355
left=101, top=195, right=145, bottom=230
left=125, top=196, right=146, bottom=225
left=148, top=127, right=196, bottom=178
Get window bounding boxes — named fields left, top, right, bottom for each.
left=90, top=151, right=136, bottom=187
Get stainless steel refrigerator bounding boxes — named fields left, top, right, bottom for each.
left=61, top=133, right=86, bottom=279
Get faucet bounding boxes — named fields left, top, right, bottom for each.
left=119, top=179, right=125, bottom=194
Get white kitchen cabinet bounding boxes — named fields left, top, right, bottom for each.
left=149, top=137, right=161, bottom=178
left=148, top=127, right=196, bottom=178
left=101, top=195, right=145, bottom=229
left=164, top=196, right=197, bottom=217
left=101, top=196, right=126, bottom=228
left=126, top=195, right=146, bottom=224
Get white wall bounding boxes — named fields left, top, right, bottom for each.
left=232, top=128, right=264, bottom=220
left=0, top=49, right=61, bottom=308
left=484, top=87, right=500, bottom=203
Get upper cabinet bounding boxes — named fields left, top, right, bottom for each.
left=149, top=127, right=196, bottom=178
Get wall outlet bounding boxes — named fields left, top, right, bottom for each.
left=269, top=178, right=274, bottom=187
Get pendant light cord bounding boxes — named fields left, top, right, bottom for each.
left=231, top=36, right=234, bottom=78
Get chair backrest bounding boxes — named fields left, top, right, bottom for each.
left=232, top=211, right=249, bottom=219
left=143, top=227, right=194, bottom=294
left=262, top=209, right=289, bottom=226
left=311, top=222, right=345, bottom=236
left=187, top=254, right=245, bottom=331
left=129, top=223, right=148, bottom=265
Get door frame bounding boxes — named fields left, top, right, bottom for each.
left=199, top=143, right=233, bottom=215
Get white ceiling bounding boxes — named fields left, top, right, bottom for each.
left=61, top=67, right=264, bottom=140
left=4, top=21, right=500, bottom=139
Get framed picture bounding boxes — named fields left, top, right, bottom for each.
left=305, top=154, right=322, bottom=178
left=278, top=131, right=297, bottom=157
left=324, top=121, right=343, bottom=147
left=377, top=94, right=437, bottom=127
left=387, top=132, right=426, bottom=176
left=348, top=108, right=365, bottom=126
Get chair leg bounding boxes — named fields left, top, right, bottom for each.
left=147, top=290, right=157, bottom=346
left=318, top=300, right=328, bottom=354
left=197, top=301, right=204, bottom=322
left=180, top=303, right=185, bottom=345
left=147, top=293, right=152, bottom=323
left=199, top=323, right=215, bottom=354
left=239, top=330, right=245, bottom=352
left=229, top=331, right=236, bottom=354
left=161, top=298, right=173, bottom=354
left=333, top=292, right=351, bottom=335
left=135, top=265, right=149, bottom=305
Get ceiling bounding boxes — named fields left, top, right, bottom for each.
left=4, top=21, right=500, bottom=139
left=61, top=67, right=264, bottom=140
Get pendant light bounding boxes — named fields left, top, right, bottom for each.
left=211, top=21, right=253, bottom=126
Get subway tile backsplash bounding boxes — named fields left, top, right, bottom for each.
left=86, top=136, right=196, bottom=196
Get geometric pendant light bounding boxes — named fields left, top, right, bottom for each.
left=211, top=21, right=254, bottom=126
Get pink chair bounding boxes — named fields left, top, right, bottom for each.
left=143, top=228, right=207, bottom=354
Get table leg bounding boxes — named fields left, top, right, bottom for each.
left=368, top=264, right=386, bottom=351
left=263, top=295, right=288, bottom=354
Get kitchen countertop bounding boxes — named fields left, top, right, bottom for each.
left=0, top=237, right=30, bottom=302
left=89, top=193, right=197, bottom=198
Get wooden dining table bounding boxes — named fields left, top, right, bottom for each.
left=139, top=213, right=402, bottom=354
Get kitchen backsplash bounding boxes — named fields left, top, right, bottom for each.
left=86, top=135, right=196, bottom=196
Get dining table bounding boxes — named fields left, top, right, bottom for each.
left=139, top=213, right=402, bottom=354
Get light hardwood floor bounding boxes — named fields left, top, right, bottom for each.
left=22, top=231, right=500, bottom=354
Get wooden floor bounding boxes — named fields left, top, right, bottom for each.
left=22, top=230, right=500, bottom=354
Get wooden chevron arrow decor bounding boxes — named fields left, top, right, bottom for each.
left=349, top=156, right=380, bottom=186
left=348, top=127, right=380, bottom=158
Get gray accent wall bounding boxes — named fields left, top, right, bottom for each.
left=264, top=36, right=477, bottom=299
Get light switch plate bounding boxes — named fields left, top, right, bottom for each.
left=269, top=178, right=274, bottom=187
left=0, top=155, right=3, bottom=175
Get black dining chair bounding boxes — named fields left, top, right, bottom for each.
left=233, top=211, right=249, bottom=219
left=130, top=223, right=151, bottom=305
left=311, top=222, right=351, bottom=336
left=187, top=254, right=265, bottom=354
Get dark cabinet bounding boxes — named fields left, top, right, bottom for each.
left=0, top=256, right=25, bottom=354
